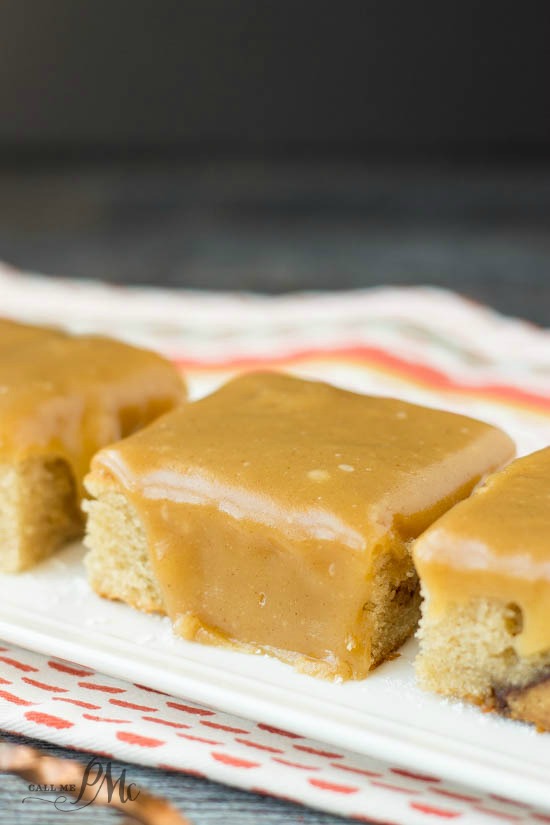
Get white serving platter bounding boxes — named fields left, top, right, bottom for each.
left=0, top=539, right=550, bottom=811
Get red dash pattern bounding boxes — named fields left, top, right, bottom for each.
left=294, top=744, right=343, bottom=759
left=410, top=801, right=461, bottom=819
left=48, top=661, right=94, bottom=677
left=24, top=711, right=74, bottom=730
left=211, top=752, right=260, bottom=769
left=116, top=731, right=164, bottom=748
left=178, top=733, right=223, bottom=745
left=78, top=681, right=126, bottom=694
left=141, top=715, right=190, bottom=730
left=431, top=788, right=481, bottom=804
left=234, top=738, right=284, bottom=754
left=331, top=762, right=382, bottom=778
left=52, top=698, right=101, bottom=710
left=134, top=683, right=169, bottom=695
left=272, top=758, right=319, bottom=771
left=22, top=677, right=68, bottom=693
left=109, top=698, right=158, bottom=712
left=166, top=701, right=214, bottom=716
left=0, top=655, right=38, bottom=673
left=371, top=781, right=420, bottom=795
left=257, top=723, right=301, bottom=738
left=0, top=689, right=34, bottom=706
left=392, top=767, right=440, bottom=783
left=308, top=778, right=359, bottom=795
left=201, top=721, right=250, bottom=734
left=472, top=808, right=521, bottom=822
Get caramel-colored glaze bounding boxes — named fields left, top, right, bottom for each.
left=414, top=448, right=550, bottom=657
left=0, top=318, right=63, bottom=353
left=90, top=372, right=514, bottom=678
left=0, top=318, right=186, bottom=497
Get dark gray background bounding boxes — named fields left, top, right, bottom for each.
left=0, top=1, right=549, bottom=152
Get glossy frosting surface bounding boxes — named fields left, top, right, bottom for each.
left=91, top=372, right=514, bottom=678
left=0, top=318, right=185, bottom=494
left=414, top=447, right=550, bottom=655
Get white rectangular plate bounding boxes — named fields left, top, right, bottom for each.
left=0, top=541, right=549, bottom=809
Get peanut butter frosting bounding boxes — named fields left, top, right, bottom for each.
left=0, top=318, right=186, bottom=496
left=89, top=371, right=514, bottom=678
left=414, top=447, right=550, bottom=657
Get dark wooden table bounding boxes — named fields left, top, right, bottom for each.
left=1, top=158, right=550, bottom=325
left=1, top=159, right=549, bottom=823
